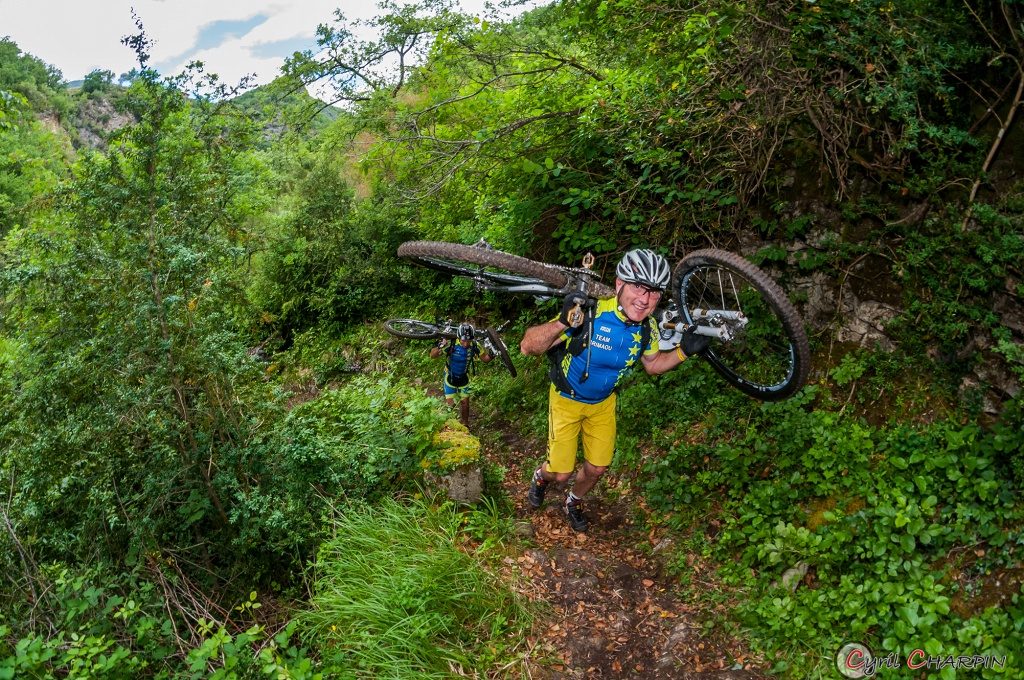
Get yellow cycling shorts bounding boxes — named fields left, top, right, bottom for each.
left=546, top=384, right=617, bottom=473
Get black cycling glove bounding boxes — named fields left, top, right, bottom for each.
left=680, top=327, right=712, bottom=357
left=559, top=293, right=588, bottom=328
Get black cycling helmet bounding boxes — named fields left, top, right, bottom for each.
left=616, top=249, right=671, bottom=291
left=458, top=323, right=474, bottom=341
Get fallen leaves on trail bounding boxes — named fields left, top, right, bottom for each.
left=484, top=436, right=765, bottom=678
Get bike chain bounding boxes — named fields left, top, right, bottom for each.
left=556, top=265, right=603, bottom=278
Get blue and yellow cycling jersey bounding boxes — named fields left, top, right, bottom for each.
left=551, top=297, right=659, bottom=404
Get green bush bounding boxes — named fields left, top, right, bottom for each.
left=639, top=384, right=1024, bottom=678
left=226, top=375, right=449, bottom=567
left=891, top=205, right=1024, bottom=357
left=249, top=164, right=417, bottom=341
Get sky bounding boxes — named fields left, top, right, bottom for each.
left=1, top=0, right=534, bottom=87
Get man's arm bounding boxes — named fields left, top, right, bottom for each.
left=521, top=293, right=592, bottom=355
left=642, top=324, right=711, bottom=374
left=642, top=348, right=686, bottom=375
left=520, top=320, right=568, bottom=356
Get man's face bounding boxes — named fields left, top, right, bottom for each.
left=616, top=278, right=662, bottom=322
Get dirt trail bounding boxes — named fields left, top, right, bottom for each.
left=485, top=430, right=769, bottom=679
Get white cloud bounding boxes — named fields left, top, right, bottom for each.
left=0, top=0, right=539, bottom=86
left=148, top=1, right=341, bottom=85
left=0, top=0, right=345, bottom=82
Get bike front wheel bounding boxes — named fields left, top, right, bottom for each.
left=397, top=241, right=615, bottom=298
left=485, top=327, right=518, bottom=378
left=383, top=319, right=442, bottom=340
left=673, top=249, right=810, bottom=401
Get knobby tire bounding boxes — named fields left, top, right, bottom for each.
left=486, top=327, right=518, bottom=378
left=397, top=241, right=615, bottom=299
left=383, top=319, right=442, bottom=340
left=673, top=249, right=810, bottom=401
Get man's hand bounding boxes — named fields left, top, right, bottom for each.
left=680, top=327, right=712, bottom=358
left=559, top=293, right=588, bottom=328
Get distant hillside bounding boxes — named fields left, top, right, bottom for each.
left=0, top=37, right=72, bottom=116
left=61, top=78, right=344, bottom=150
left=231, top=77, right=345, bottom=139
left=64, top=84, right=131, bottom=150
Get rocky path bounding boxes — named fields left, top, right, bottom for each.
left=485, top=431, right=768, bottom=679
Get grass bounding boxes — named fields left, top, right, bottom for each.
left=301, top=497, right=532, bottom=679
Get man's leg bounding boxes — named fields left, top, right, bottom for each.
left=442, top=371, right=457, bottom=406
left=443, top=371, right=472, bottom=425
left=564, top=393, right=617, bottom=532
left=529, top=386, right=582, bottom=508
left=569, top=460, right=608, bottom=498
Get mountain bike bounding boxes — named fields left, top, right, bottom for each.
left=397, top=240, right=810, bottom=401
left=383, top=319, right=518, bottom=378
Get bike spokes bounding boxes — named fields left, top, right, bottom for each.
left=685, top=267, right=795, bottom=387
left=675, top=249, right=810, bottom=400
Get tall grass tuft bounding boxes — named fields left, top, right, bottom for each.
left=302, top=497, right=531, bottom=678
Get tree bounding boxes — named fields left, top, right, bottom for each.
left=0, top=89, right=66, bottom=235
left=0, top=37, right=69, bottom=114
left=82, top=68, right=115, bottom=94
left=0, top=38, right=276, bottom=569
left=282, top=0, right=469, bottom=112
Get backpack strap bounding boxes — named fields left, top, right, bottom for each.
left=545, top=308, right=653, bottom=398
left=545, top=305, right=596, bottom=398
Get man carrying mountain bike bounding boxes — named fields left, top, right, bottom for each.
left=519, top=249, right=711, bottom=532
left=430, top=322, right=492, bottom=426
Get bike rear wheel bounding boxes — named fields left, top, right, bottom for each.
left=383, top=319, right=442, bottom=339
left=485, top=327, right=518, bottom=378
left=673, top=249, right=810, bottom=401
left=397, top=241, right=615, bottom=299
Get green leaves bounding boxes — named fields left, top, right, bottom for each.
left=644, top=371, right=1023, bottom=677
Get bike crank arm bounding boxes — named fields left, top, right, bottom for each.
left=662, top=308, right=748, bottom=342
left=660, top=321, right=738, bottom=341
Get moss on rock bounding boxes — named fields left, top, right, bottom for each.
left=426, top=419, right=481, bottom=472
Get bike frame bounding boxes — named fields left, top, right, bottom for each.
left=431, top=320, right=511, bottom=352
